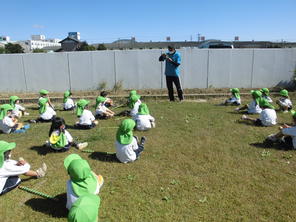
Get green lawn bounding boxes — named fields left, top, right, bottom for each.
left=0, top=99, right=295, bottom=222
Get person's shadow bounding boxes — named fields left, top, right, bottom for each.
left=89, top=152, right=120, bottom=163
left=25, top=193, right=67, bottom=218
left=30, top=145, right=52, bottom=156
left=250, top=140, right=292, bottom=151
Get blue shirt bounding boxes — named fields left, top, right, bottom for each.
left=164, top=51, right=181, bottom=77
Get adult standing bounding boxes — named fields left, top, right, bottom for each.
left=159, top=45, right=184, bottom=102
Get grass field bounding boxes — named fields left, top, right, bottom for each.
left=0, top=98, right=296, bottom=222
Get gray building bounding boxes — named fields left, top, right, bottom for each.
left=58, top=37, right=81, bottom=52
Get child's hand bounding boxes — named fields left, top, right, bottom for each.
left=17, top=157, right=27, bottom=166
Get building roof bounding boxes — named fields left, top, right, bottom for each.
left=59, top=37, right=80, bottom=43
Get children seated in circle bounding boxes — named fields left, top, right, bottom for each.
left=64, top=154, right=104, bottom=209
left=115, top=119, right=146, bottom=163
left=0, top=104, right=30, bottom=134
left=235, top=90, right=262, bottom=114
left=276, top=89, right=292, bottom=112
left=63, top=90, right=75, bottom=111
left=10, top=96, right=29, bottom=118
left=260, top=88, right=272, bottom=103
left=95, top=96, right=115, bottom=119
left=224, top=88, right=241, bottom=105
left=241, top=99, right=277, bottom=127
left=47, top=117, right=88, bottom=151
left=0, top=141, right=47, bottom=195
left=128, top=90, right=142, bottom=117
left=266, top=111, right=296, bottom=149
left=132, top=103, right=155, bottom=131
left=75, top=99, right=98, bottom=129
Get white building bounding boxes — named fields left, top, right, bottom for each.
left=0, top=36, right=11, bottom=44
left=26, top=35, right=61, bottom=50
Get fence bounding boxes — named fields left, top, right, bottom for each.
left=0, top=48, right=295, bottom=92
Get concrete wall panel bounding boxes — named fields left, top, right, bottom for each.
left=23, top=53, right=69, bottom=92
left=0, top=54, right=26, bottom=92
left=208, top=50, right=232, bottom=88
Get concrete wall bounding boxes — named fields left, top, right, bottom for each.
left=0, top=48, right=295, bottom=92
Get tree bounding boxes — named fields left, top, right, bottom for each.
left=0, top=47, right=5, bottom=54
left=97, top=44, right=107, bottom=50
left=33, top=48, right=46, bottom=53
left=5, top=43, right=24, bottom=53
left=78, top=42, right=96, bottom=51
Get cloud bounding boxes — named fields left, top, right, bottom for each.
left=33, top=24, right=45, bottom=29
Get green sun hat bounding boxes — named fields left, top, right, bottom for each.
left=68, top=194, right=100, bottom=222
left=64, top=154, right=82, bottom=169
left=39, top=89, right=49, bottom=95
left=0, top=104, right=13, bottom=120
left=291, top=110, right=296, bottom=119
left=251, top=90, right=262, bottom=104
left=116, top=119, right=136, bottom=145
left=95, top=96, right=107, bottom=108
left=259, top=98, right=274, bottom=109
left=129, top=90, right=137, bottom=97
left=64, top=90, right=71, bottom=103
left=260, top=88, right=270, bottom=96
left=0, top=141, right=16, bottom=168
left=67, top=159, right=97, bottom=197
left=138, top=103, right=150, bottom=115
left=230, top=88, right=240, bottom=99
left=76, top=99, right=90, bottom=117
left=280, top=89, right=289, bottom=97
left=128, top=94, right=141, bottom=109
left=38, top=97, right=49, bottom=114
left=9, top=96, right=20, bottom=108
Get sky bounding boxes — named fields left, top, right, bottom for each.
left=1, top=0, right=296, bottom=43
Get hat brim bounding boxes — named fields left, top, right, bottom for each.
left=0, top=142, right=16, bottom=154
left=64, top=154, right=82, bottom=170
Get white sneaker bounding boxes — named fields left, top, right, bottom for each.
left=36, top=163, right=47, bottom=178
left=77, top=142, right=88, bottom=150
left=241, top=115, right=247, bottom=120
left=234, top=107, right=240, bottom=112
left=283, top=110, right=289, bottom=113
left=94, top=120, right=99, bottom=125
left=24, top=112, right=30, bottom=116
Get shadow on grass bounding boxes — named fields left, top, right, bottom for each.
left=25, top=193, right=67, bottom=218
left=250, top=141, right=292, bottom=151
left=89, top=152, right=120, bottom=163
left=30, top=145, right=52, bottom=156
left=227, top=111, right=249, bottom=115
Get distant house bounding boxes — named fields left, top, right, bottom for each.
left=57, top=37, right=81, bottom=52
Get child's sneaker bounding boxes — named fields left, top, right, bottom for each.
left=267, top=134, right=278, bottom=142
left=29, top=119, right=36, bottom=123
left=45, top=141, right=50, bottom=148
left=283, top=110, right=289, bottom=113
left=77, top=142, right=88, bottom=150
left=94, top=120, right=99, bottom=125
left=24, top=112, right=30, bottom=116
left=134, top=136, right=139, bottom=143
left=241, top=115, right=247, bottom=120
left=140, top=136, right=146, bottom=146
left=36, top=163, right=47, bottom=178
left=234, top=107, right=240, bottom=112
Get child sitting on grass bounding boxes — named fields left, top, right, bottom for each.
left=129, top=92, right=142, bottom=117
left=133, top=103, right=155, bottom=131
left=63, top=90, right=75, bottom=111
left=100, top=91, right=113, bottom=107
left=276, top=89, right=292, bottom=112
left=115, top=119, right=146, bottom=163
left=260, top=88, right=273, bottom=103
left=47, top=117, right=88, bottom=152
left=266, top=111, right=296, bottom=149
left=0, top=104, right=30, bottom=134
left=224, top=88, right=241, bottom=105
left=95, top=96, right=115, bottom=119
left=75, top=99, right=98, bottom=129
left=64, top=154, right=104, bottom=209
left=68, top=194, right=101, bottom=222
left=0, top=140, right=47, bottom=195
left=241, top=99, right=277, bottom=127
left=30, top=97, right=56, bottom=123
left=39, top=89, right=55, bottom=108
left=235, top=90, right=262, bottom=114
left=10, top=96, right=29, bottom=118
